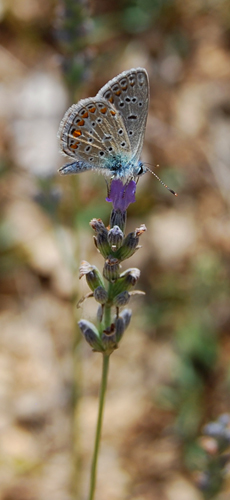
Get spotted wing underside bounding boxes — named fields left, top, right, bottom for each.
left=97, top=68, right=149, bottom=163
left=58, top=97, right=132, bottom=175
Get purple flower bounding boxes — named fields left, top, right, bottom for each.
left=106, top=180, right=136, bottom=211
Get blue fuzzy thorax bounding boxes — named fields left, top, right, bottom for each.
left=104, top=155, right=145, bottom=180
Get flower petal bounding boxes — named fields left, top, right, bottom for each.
left=106, top=180, right=136, bottom=211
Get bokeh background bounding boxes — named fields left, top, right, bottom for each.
left=1, top=0, right=230, bottom=499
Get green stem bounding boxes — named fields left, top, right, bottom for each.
left=88, top=353, right=110, bottom=500
left=104, top=305, right=111, bottom=328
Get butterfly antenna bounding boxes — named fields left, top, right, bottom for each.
left=145, top=166, right=178, bottom=196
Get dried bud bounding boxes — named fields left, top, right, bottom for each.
left=90, top=218, right=110, bottom=258
left=107, top=225, right=124, bottom=251
left=103, top=257, right=120, bottom=282
left=93, top=286, right=108, bottom=304
left=113, top=290, right=130, bottom=307
left=112, top=268, right=140, bottom=296
left=90, top=218, right=107, bottom=234
left=77, top=292, right=94, bottom=308
left=79, top=261, right=104, bottom=291
left=78, top=320, right=104, bottom=352
left=116, top=224, right=147, bottom=261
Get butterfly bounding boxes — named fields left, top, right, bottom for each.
left=58, top=68, right=149, bottom=182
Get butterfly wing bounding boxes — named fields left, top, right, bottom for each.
left=58, top=97, right=132, bottom=176
left=97, top=68, right=149, bottom=163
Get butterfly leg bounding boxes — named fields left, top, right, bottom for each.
left=59, top=161, right=92, bottom=175
left=105, top=179, right=111, bottom=198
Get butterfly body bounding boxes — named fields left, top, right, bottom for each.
left=58, top=68, right=149, bottom=182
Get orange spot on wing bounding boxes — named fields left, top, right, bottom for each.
left=78, top=119, right=85, bottom=126
left=73, top=130, right=82, bottom=137
left=89, top=107, right=96, bottom=113
left=100, top=107, right=107, bottom=114
left=110, top=110, right=116, bottom=116
left=70, top=141, right=79, bottom=149
left=81, top=111, right=88, bottom=118
left=115, top=90, right=121, bottom=96
left=121, top=84, right=127, bottom=90
left=109, top=97, right=114, bottom=103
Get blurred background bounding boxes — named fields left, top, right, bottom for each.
left=1, top=0, right=230, bottom=499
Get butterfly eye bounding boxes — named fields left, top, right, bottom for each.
left=138, top=165, right=144, bottom=175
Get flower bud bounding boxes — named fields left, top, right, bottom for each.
left=203, top=422, right=225, bottom=439
left=114, top=316, right=125, bottom=343
left=101, top=324, right=117, bottom=354
left=79, top=261, right=104, bottom=291
left=218, top=414, right=230, bottom=426
left=78, top=320, right=104, bottom=352
left=101, top=307, right=133, bottom=350
left=109, top=309, right=132, bottom=345
left=120, top=308, right=132, bottom=329
left=116, top=224, right=147, bottom=261
left=112, top=268, right=140, bottom=296
left=107, top=225, right=124, bottom=251
left=93, top=286, right=108, bottom=304
left=90, top=218, right=110, bottom=258
left=103, top=257, right=120, bottom=282
left=113, top=290, right=130, bottom=307
left=97, top=305, right=104, bottom=323
left=110, top=209, right=126, bottom=232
